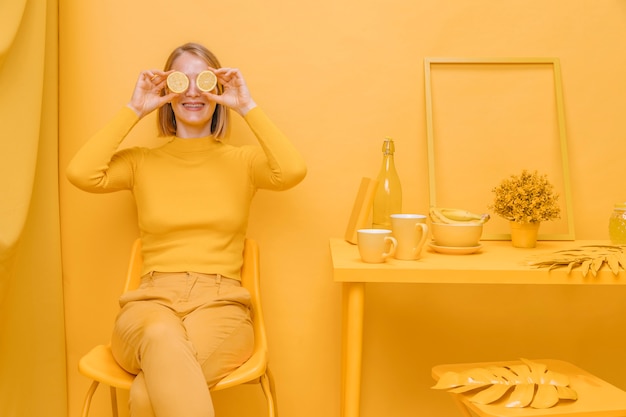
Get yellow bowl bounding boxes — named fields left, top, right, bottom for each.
left=430, top=222, right=483, bottom=247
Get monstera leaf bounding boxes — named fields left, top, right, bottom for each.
left=432, top=359, right=578, bottom=409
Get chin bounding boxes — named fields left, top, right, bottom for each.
left=174, top=112, right=213, bottom=125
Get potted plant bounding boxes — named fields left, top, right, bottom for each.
left=489, top=169, right=561, bottom=248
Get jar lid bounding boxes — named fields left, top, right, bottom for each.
left=615, top=202, right=626, bottom=209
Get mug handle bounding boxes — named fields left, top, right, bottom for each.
left=382, top=236, right=398, bottom=259
left=414, top=223, right=429, bottom=254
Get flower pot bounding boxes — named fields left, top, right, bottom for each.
left=509, top=221, right=540, bottom=248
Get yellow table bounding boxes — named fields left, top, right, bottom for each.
left=329, top=238, right=626, bottom=417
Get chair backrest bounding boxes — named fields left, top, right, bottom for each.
left=123, top=238, right=268, bottom=354
left=123, top=239, right=143, bottom=293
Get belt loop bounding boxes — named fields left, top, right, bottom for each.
left=147, top=271, right=155, bottom=287
left=216, top=274, right=222, bottom=294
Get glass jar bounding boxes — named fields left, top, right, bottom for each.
left=608, top=203, right=626, bottom=244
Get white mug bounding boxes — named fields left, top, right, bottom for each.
left=357, top=229, right=397, bottom=263
left=390, top=214, right=429, bottom=260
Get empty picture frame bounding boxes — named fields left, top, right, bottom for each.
left=424, top=57, right=575, bottom=240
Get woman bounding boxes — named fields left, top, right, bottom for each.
left=67, top=42, right=307, bottom=417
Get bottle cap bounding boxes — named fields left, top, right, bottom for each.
left=381, top=137, right=395, bottom=154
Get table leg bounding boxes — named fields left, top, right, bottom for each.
left=341, top=282, right=365, bottom=417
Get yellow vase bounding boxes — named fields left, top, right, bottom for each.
left=509, top=221, right=540, bottom=248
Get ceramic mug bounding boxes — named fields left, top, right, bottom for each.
left=390, top=214, right=429, bottom=260
left=357, top=229, right=397, bottom=263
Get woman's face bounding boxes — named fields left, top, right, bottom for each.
left=169, top=52, right=218, bottom=138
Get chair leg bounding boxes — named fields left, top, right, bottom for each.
left=110, top=386, right=119, bottom=417
left=81, top=380, right=100, bottom=417
left=260, top=368, right=278, bottom=417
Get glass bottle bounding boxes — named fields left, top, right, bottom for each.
left=372, top=137, right=402, bottom=229
left=608, top=203, right=626, bottom=244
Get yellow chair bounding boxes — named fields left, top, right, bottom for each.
left=78, top=238, right=277, bottom=417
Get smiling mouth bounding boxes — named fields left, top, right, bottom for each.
left=182, top=103, right=205, bottom=110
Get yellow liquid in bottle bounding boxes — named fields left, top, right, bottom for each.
left=372, top=138, right=402, bottom=229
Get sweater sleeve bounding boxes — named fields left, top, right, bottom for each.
left=66, top=107, right=141, bottom=193
left=243, top=107, right=307, bottom=190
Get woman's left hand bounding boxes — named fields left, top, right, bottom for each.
left=205, top=67, right=257, bottom=116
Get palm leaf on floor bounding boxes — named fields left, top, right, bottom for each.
left=432, top=358, right=578, bottom=408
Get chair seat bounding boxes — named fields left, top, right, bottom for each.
left=79, top=343, right=269, bottom=393
left=78, top=345, right=133, bottom=391
left=213, top=346, right=268, bottom=391
left=432, top=359, right=626, bottom=417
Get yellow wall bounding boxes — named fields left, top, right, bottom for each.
left=59, top=1, right=626, bottom=417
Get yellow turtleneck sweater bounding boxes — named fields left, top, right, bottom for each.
left=67, top=106, right=307, bottom=280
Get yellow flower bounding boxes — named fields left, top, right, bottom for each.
left=489, top=170, right=561, bottom=224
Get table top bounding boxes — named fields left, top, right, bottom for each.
left=329, top=238, right=626, bottom=285
left=431, top=359, right=626, bottom=417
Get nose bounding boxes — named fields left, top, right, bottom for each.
left=185, top=80, right=201, bottom=96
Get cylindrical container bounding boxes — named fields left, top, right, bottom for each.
left=608, top=203, right=626, bottom=244
left=372, top=137, right=402, bottom=229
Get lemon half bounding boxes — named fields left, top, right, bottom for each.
left=167, top=71, right=189, bottom=93
left=197, top=70, right=217, bottom=92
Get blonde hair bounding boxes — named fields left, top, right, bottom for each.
left=157, top=43, right=229, bottom=138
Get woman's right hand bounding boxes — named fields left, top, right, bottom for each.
left=127, top=70, right=177, bottom=119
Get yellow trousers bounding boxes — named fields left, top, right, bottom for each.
left=111, top=272, right=254, bottom=417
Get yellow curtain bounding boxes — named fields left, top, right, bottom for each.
left=0, top=1, right=66, bottom=416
